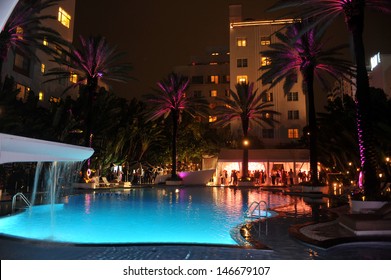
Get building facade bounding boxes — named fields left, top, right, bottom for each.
left=369, top=52, right=391, bottom=97
left=229, top=5, right=307, bottom=147
left=173, top=47, right=230, bottom=123
left=1, top=0, right=77, bottom=106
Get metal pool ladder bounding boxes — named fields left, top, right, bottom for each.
left=245, top=200, right=268, bottom=219
left=245, top=200, right=269, bottom=218
left=11, top=192, right=31, bottom=212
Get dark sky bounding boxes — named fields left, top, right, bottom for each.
left=74, top=0, right=391, bottom=99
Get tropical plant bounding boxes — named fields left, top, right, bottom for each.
left=45, top=35, right=133, bottom=147
left=0, top=0, right=63, bottom=80
left=259, top=21, right=353, bottom=185
left=214, top=82, right=279, bottom=179
left=268, top=0, right=391, bottom=199
left=143, top=72, right=209, bottom=180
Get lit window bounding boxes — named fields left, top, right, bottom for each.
left=58, top=7, right=71, bottom=28
left=288, top=128, right=299, bottom=139
left=236, top=75, right=248, bottom=84
left=209, top=116, right=217, bottom=123
left=237, top=58, right=248, bottom=68
left=38, top=91, right=44, bottom=101
left=261, top=57, right=271, bottom=66
left=208, top=75, right=219, bottom=84
left=262, top=92, right=273, bottom=102
left=288, top=110, right=299, bottom=120
left=70, top=73, right=78, bottom=83
left=237, top=37, right=247, bottom=47
left=43, top=37, right=48, bottom=46
left=16, top=26, right=23, bottom=39
left=211, top=52, right=219, bottom=56
left=41, top=63, right=45, bottom=73
left=287, top=92, right=299, bottom=101
left=260, top=36, right=271, bottom=46
left=210, top=90, right=217, bottom=97
left=16, top=83, right=29, bottom=101
left=49, top=96, right=61, bottom=103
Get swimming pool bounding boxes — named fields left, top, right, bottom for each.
left=0, top=187, right=286, bottom=245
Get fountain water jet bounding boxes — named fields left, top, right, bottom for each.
left=0, top=133, right=94, bottom=205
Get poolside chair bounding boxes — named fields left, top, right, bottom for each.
left=338, top=203, right=391, bottom=236
left=99, top=177, right=111, bottom=187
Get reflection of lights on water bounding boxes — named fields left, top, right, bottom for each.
left=84, top=194, right=91, bottom=214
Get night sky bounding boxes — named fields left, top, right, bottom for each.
left=74, top=0, right=391, bottom=99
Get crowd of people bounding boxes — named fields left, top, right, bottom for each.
left=219, top=168, right=311, bottom=186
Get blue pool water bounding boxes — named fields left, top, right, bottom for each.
left=0, top=187, right=286, bottom=245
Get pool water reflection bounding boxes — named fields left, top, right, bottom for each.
left=0, top=187, right=318, bottom=245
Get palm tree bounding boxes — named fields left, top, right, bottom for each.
left=45, top=35, right=133, bottom=147
left=0, top=0, right=63, bottom=80
left=144, top=72, right=209, bottom=180
left=259, top=21, right=352, bottom=185
left=214, top=82, right=279, bottom=179
left=268, top=0, right=391, bottom=199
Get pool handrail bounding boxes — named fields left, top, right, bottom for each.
left=11, top=192, right=31, bottom=213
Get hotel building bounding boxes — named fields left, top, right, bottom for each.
left=0, top=0, right=77, bottom=106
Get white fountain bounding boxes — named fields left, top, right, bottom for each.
left=0, top=133, right=94, bottom=164
left=0, top=133, right=94, bottom=205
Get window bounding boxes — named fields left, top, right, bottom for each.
left=193, top=90, right=202, bottom=98
left=263, top=112, right=273, bottom=119
left=191, top=76, right=204, bottom=84
left=16, top=26, right=23, bottom=39
left=209, top=116, right=217, bottom=123
left=260, top=36, right=271, bottom=46
left=50, top=96, right=61, bottom=103
left=288, top=110, right=300, bottom=120
left=41, top=63, right=45, bottom=74
left=222, top=75, right=230, bottom=83
left=237, top=58, right=248, bottom=68
left=237, top=37, right=247, bottom=47
left=208, top=75, right=219, bottom=84
left=236, top=75, right=248, bottom=84
left=288, top=128, right=299, bottom=139
left=38, top=91, right=44, bottom=101
left=70, top=73, right=78, bottom=83
left=210, top=90, right=217, bottom=97
left=262, top=92, right=273, bottom=102
left=262, top=129, right=274, bottom=139
left=16, top=83, right=30, bottom=101
left=58, top=7, right=71, bottom=28
left=13, top=51, right=30, bottom=76
left=287, top=92, right=299, bottom=101
left=261, top=56, right=271, bottom=66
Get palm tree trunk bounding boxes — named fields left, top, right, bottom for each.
left=242, top=117, right=249, bottom=179
left=305, top=66, right=319, bottom=185
left=171, top=109, right=179, bottom=180
left=350, top=13, right=380, bottom=198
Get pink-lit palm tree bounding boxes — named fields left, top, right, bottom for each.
left=0, top=0, right=62, bottom=80
left=269, top=0, right=391, bottom=198
left=259, top=21, right=352, bottom=185
left=144, top=72, right=209, bottom=180
left=214, top=82, right=279, bottom=179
